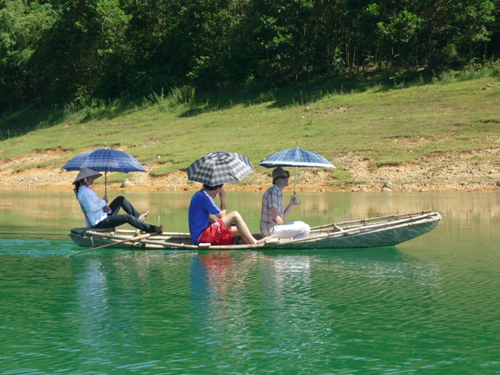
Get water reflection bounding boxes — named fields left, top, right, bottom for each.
left=183, top=248, right=450, bottom=372
left=1, top=229, right=499, bottom=373
left=187, top=249, right=442, bottom=318
left=0, top=189, right=499, bottom=373
left=1, top=190, right=500, bottom=241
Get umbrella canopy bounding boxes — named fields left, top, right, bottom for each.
left=259, top=148, right=335, bottom=169
left=63, top=148, right=146, bottom=173
left=260, top=142, right=335, bottom=203
left=61, top=151, right=93, bottom=171
left=63, top=148, right=146, bottom=196
left=186, top=151, right=254, bottom=186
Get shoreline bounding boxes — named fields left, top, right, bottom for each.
left=1, top=150, right=499, bottom=193
left=1, top=169, right=499, bottom=194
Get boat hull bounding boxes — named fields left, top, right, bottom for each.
left=273, top=216, right=440, bottom=249
left=69, top=211, right=441, bottom=252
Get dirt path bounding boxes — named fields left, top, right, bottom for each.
left=1, top=149, right=499, bottom=193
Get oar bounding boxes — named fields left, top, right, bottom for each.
left=66, top=232, right=152, bottom=258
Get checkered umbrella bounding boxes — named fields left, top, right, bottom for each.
left=260, top=142, right=335, bottom=203
left=186, top=151, right=254, bottom=186
left=63, top=148, right=146, bottom=196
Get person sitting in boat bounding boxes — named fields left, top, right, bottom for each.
left=260, top=167, right=310, bottom=240
left=189, top=184, right=269, bottom=246
left=73, top=167, right=163, bottom=234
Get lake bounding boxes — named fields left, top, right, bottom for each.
left=0, top=190, right=499, bottom=374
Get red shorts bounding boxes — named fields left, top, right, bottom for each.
left=199, top=218, right=233, bottom=245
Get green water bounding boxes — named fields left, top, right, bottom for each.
left=1, top=190, right=499, bottom=374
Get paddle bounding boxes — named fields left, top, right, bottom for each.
left=66, top=232, right=152, bottom=258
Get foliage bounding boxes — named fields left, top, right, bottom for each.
left=0, top=0, right=500, bottom=110
left=0, top=0, right=57, bottom=107
left=143, top=86, right=197, bottom=113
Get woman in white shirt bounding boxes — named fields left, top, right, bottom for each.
left=73, top=168, right=162, bottom=234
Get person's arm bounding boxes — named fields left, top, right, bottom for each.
left=271, top=207, right=285, bottom=224
left=214, top=209, right=226, bottom=219
left=269, top=188, right=288, bottom=224
left=200, top=189, right=224, bottom=220
left=219, top=187, right=227, bottom=210
left=102, top=195, right=110, bottom=212
left=79, top=188, right=107, bottom=213
left=215, top=187, right=227, bottom=218
left=282, top=195, right=298, bottom=220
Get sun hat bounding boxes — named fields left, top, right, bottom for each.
left=73, top=167, right=102, bottom=183
left=272, top=167, right=289, bottom=180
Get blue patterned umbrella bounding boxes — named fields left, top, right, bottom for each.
left=63, top=149, right=146, bottom=173
left=260, top=142, right=335, bottom=202
left=63, top=148, right=146, bottom=195
left=259, top=148, right=334, bottom=168
left=61, top=151, right=93, bottom=171
left=186, top=151, right=254, bottom=186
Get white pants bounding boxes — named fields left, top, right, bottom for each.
left=271, top=221, right=310, bottom=240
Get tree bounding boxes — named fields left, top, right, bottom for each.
left=449, top=0, right=496, bottom=61
left=0, top=0, right=57, bottom=108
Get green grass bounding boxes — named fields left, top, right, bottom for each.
left=329, top=168, right=367, bottom=187
left=12, top=157, right=67, bottom=173
left=1, top=71, right=499, bottom=187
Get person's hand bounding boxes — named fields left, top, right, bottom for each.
left=103, top=206, right=110, bottom=213
left=103, top=196, right=109, bottom=204
left=290, top=195, right=298, bottom=206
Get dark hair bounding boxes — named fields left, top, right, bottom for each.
left=203, top=184, right=223, bottom=191
left=273, top=171, right=290, bottom=185
left=74, top=180, right=82, bottom=189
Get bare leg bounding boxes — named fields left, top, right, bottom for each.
left=221, top=211, right=259, bottom=244
left=139, top=211, right=149, bottom=221
left=230, top=228, right=271, bottom=244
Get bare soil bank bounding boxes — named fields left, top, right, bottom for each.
left=1, top=149, right=499, bottom=193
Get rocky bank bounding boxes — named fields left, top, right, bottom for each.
left=1, top=149, right=499, bottom=193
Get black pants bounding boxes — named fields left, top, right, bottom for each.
left=94, top=196, right=156, bottom=233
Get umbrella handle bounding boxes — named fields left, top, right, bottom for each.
left=293, top=194, right=302, bottom=205
left=293, top=165, right=302, bottom=205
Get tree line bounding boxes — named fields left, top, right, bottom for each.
left=1, top=0, right=499, bottom=111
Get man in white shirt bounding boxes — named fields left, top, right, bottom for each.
left=260, top=167, right=310, bottom=240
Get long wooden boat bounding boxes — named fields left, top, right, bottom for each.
left=69, top=211, right=441, bottom=251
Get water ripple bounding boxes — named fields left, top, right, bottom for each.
left=1, top=225, right=500, bottom=374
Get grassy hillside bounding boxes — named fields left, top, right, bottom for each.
left=1, top=75, right=499, bottom=188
